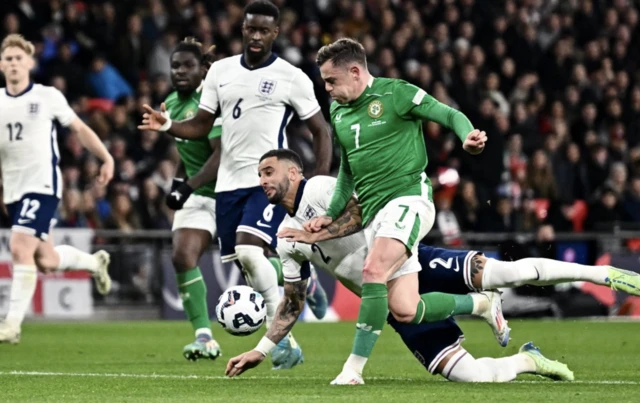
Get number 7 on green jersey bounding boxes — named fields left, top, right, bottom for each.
left=350, top=123, right=360, bottom=148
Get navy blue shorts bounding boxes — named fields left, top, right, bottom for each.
left=387, top=245, right=481, bottom=374
left=215, top=186, right=287, bottom=262
left=6, top=193, right=59, bottom=241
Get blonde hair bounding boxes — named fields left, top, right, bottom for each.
left=1, top=34, right=35, bottom=57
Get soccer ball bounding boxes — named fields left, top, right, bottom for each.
left=215, top=285, right=266, bottom=336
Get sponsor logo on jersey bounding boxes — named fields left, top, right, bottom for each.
left=185, top=109, right=194, bottom=118
left=367, top=100, right=384, bottom=118
left=258, top=78, right=277, bottom=96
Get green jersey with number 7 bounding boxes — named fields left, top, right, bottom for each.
left=326, top=77, right=475, bottom=226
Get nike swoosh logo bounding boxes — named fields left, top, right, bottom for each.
left=17, top=218, right=31, bottom=224
left=256, top=220, right=271, bottom=228
left=219, top=82, right=232, bottom=88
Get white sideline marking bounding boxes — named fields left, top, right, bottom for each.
left=0, top=371, right=637, bottom=385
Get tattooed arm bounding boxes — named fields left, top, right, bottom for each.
left=277, top=196, right=363, bottom=244
left=225, top=278, right=308, bottom=377
left=263, top=279, right=308, bottom=344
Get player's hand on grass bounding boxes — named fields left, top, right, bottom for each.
left=463, top=129, right=487, bottom=155
left=138, top=103, right=168, bottom=131
left=165, top=180, right=194, bottom=210
left=304, top=215, right=333, bottom=233
left=97, top=157, right=114, bottom=186
left=226, top=350, right=265, bottom=377
left=277, top=227, right=319, bottom=244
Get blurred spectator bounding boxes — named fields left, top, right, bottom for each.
left=88, top=54, right=134, bottom=101
left=57, top=188, right=89, bottom=228
left=1, top=0, right=639, bottom=236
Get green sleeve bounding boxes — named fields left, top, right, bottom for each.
left=393, top=80, right=474, bottom=142
left=326, top=143, right=355, bottom=220
left=208, top=118, right=221, bottom=140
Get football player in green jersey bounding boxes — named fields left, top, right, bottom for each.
left=162, top=37, right=222, bottom=361
left=307, top=38, right=495, bottom=385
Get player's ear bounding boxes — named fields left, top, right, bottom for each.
left=273, top=26, right=279, bottom=39
left=26, top=55, right=35, bottom=71
left=349, top=64, right=360, bottom=81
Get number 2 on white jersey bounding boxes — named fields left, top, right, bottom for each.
left=350, top=123, right=360, bottom=148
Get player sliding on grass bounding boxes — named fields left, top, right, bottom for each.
left=304, top=37, right=493, bottom=384
left=139, top=1, right=330, bottom=369
left=225, top=150, right=605, bottom=382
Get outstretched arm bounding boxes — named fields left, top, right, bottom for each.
left=225, top=279, right=308, bottom=377
left=278, top=196, right=362, bottom=244
left=394, top=82, right=486, bottom=154
left=139, top=104, right=217, bottom=140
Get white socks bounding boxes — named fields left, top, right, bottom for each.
left=482, top=257, right=609, bottom=289
left=344, top=354, right=368, bottom=375
left=235, top=245, right=280, bottom=328
left=445, top=350, right=535, bottom=382
left=4, top=264, right=37, bottom=326
left=54, top=245, right=99, bottom=273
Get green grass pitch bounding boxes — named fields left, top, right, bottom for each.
left=1, top=319, right=638, bottom=402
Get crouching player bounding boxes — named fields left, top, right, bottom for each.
left=225, top=150, right=582, bottom=383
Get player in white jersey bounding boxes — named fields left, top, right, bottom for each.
left=228, top=149, right=638, bottom=382
left=139, top=1, right=332, bottom=368
left=0, top=35, right=114, bottom=344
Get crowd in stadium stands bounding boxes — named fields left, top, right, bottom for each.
left=1, top=0, right=639, bottom=241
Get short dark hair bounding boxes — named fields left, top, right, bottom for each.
left=260, top=149, right=304, bottom=171
left=316, top=38, right=367, bottom=68
left=244, top=0, right=280, bottom=23
left=172, top=37, right=216, bottom=70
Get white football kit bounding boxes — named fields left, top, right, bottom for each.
left=0, top=84, right=74, bottom=239
left=199, top=53, right=322, bottom=261
left=0, top=83, right=73, bottom=203
left=277, top=176, right=422, bottom=294
left=200, top=54, right=321, bottom=193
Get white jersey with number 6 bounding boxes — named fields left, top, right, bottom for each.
left=0, top=83, right=74, bottom=203
left=277, top=176, right=420, bottom=296
left=199, top=54, right=321, bottom=193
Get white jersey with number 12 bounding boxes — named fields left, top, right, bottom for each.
left=0, top=83, right=74, bottom=203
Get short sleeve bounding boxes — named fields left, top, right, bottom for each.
left=199, top=63, right=219, bottom=115
left=278, top=239, right=311, bottom=282
left=391, top=80, right=430, bottom=119
left=305, top=176, right=337, bottom=212
left=288, top=70, right=321, bottom=120
left=49, top=88, right=76, bottom=127
left=208, top=118, right=222, bottom=140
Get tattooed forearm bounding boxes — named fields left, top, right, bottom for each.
left=470, top=254, right=485, bottom=289
left=316, top=197, right=363, bottom=241
left=265, top=279, right=308, bottom=344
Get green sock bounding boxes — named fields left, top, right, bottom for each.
left=352, top=283, right=388, bottom=358
left=176, top=267, right=210, bottom=333
left=411, top=293, right=474, bottom=324
left=269, top=257, right=284, bottom=286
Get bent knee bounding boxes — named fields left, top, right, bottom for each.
left=362, top=262, right=387, bottom=283
left=172, top=249, right=198, bottom=272
left=234, top=245, right=264, bottom=271
left=390, top=304, right=418, bottom=323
